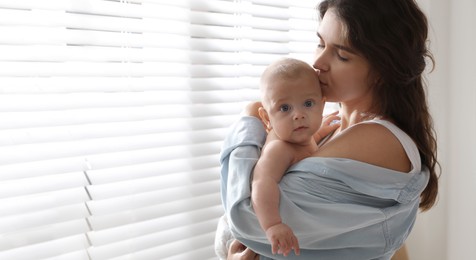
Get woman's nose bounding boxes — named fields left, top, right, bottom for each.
left=313, top=52, right=329, bottom=72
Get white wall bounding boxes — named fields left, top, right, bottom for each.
left=407, top=1, right=476, bottom=259
left=446, top=0, right=476, bottom=258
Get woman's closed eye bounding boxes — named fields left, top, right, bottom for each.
left=316, top=35, right=325, bottom=49
left=316, top=45, right=349, bottom=62
left=336, top=50, right=349, bottom=61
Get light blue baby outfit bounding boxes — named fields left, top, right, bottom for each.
left=219, top=116, right=429, bottom=260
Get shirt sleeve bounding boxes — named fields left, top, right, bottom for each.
left=219, top=116, right=266, bottom=211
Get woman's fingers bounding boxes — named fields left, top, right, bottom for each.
left=326, top=110, right=340, bottom=116
left=242, top=247, right=258, bottom=259
left=227, top=240, right=258, bottom=260
left=229, top=239, right=245, bottom=254
left=322, top=111, right=341, bottom=124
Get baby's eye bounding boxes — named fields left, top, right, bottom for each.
left=280, top=104, right=291, bottom=112
left=304, top=100, right=315, bottom=107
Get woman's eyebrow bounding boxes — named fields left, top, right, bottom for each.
left=316, top=32, right=357, bottom=54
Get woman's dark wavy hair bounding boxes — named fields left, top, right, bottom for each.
left=318, top=0, right=439, bottom=211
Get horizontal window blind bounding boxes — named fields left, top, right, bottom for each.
left=0, top=0, right=322, bottom=259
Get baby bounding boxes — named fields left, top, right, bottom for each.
left=252, top=57, right=335, bottom=256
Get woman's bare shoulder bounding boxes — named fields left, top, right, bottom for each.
left=314, top=123, right=411, bottom=172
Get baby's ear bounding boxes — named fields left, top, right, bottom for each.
left=258, top=107, right=272, bottom=130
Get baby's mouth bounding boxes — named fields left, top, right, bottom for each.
left=294, top=126, right=307, bottom=131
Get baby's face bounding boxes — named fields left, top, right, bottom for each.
left=262, top=73, right=323, bottom=144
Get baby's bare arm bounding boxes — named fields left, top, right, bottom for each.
left=252, top=140, right=292, bottom=231
left=252, top=140, right=300, bottom=256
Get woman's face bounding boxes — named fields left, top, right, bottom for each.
left=313, top=9, right=374, bottom=105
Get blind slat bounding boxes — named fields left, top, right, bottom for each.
left=0, top=62, right=267, bottom=77
left=0, top=137, right=223, bottom=165
left=0, top=0, right=190, bottom=21
left=87, top=180, right=220, bottom=215
left=0, top=91, right=259, bottom=111
left=0, top=187, right=89, bottom=217
left=0, top=9, right=190, bottom=34
left=87, top=155, right=220, bottom=184
left=0, top=219, right=89, bottom=251
left=0, top=62, right=189, bottom=77
left=87, top=167, right=219, bottom=200
left=0, top=172, right=87, bottom=199
left=0, top=8, right=316, bottom=33
left=42, top=250, right=90, bottom=260
left=0, top=35, right=312, bottom=54
left=0, top=234, right=90, bottom=260
left=0, top=204, right=90, bottom=233
left=88, top=195, right=221, bottom=230
left=0, top=77, right=259, bottom=93
left=0, top=151, right=219, bottom=182
left=0, top=104, right=248, bottom=129
left=0, top=46, right=288, bottom=64
left=91, top=221, right=219, bottom=259
left=0, top=25, right=314, bottom=47
left=108, top=232, right=217, bottom=260
left=0, top=117, right=235, bottom=146
left=89, top=218, right=219, bottom=250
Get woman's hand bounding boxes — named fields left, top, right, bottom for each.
left=314, top=110, right=341, bottom=142
left=227, top=240, right=259, bottom=260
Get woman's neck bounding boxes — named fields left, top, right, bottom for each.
left=338, top=102, right=379, bottom=133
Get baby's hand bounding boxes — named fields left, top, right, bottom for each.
left=265, top=223, right=300, bottom=256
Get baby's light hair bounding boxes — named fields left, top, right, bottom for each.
left=260, top=58, right=320, bottom=108
left=260, top=58, right=317, bottom=87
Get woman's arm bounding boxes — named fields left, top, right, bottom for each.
left=391, top=244, right=409, bottom=260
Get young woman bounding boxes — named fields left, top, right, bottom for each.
left=220, top=0, right=439, bottom=259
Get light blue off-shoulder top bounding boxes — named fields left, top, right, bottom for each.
left=220, top=116, right=429, bottom=260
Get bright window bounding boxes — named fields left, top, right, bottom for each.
left=0, top=0, right=320, bottom=259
